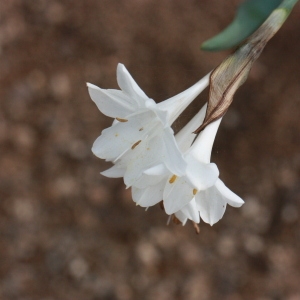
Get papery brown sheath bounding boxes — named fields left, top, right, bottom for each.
left=194, top=10, right=288, bottom=134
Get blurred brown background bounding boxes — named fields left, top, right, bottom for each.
left=1, top=1, right=300, bottom=299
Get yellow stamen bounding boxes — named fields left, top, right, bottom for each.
left=116, top=117, right=128, bottom=122
left=131, top=140, right=141, bottom=149
left=169, top=175, right=177, bottom=184
left=193, top=189, right=198, bottom=195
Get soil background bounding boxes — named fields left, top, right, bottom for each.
left=1, top=1, right=300, bottom=300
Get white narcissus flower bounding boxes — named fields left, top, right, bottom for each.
left=88, top=63, right=210, bottom=185
left=132, top=106, right=244, bottom=226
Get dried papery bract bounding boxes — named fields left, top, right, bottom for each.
left=195, top=8, right=293, bottom=134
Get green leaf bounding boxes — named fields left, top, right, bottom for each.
left=201, top=0, right=282, bottom=51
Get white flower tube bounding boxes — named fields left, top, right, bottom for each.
left=88, top=63, right=210, bottom=183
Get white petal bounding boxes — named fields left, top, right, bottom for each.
left=190, top=118, right=222, bottom=163
left=157, top=73, right=210, bottom=124
left=122, top=136, right=164, bottom=187
left=92, top=125, right=143, bottom=161
left=132, top=181, right=165, bottom=207
left=162, top=127, right=186, bottom=176
left=151, top=106, right=169, bottom=127
left=185, top=155, right=219, bottom=190
left=92, top=111, right=153, bottom=161
left=215, top=179, right=244, bottom=207
left=87, top=83, right=136, bottom=118
left=174, top=210, right=188, bottom=225
left=179, top=199, right=200, bottom=223
left=133, top=173, right=167, bottom=189
left=117, top=64, right=149, bottom=104
left=143, top=164, right=167, bottom=176
left=175, top=104, right=207, bottom=153
left=133, top=166, right=168, bottom=189
left=101, top=165, right=125, bottom=178
left=196, top=185, right=227, bottom=226
left=132, top=164, right=168, bottom=189
left=163, top=176, right=195, bottom=214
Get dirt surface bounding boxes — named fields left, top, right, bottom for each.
left=1, top=1, right=300, bottom=299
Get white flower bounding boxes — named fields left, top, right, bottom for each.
left=132, top=106, right=244, bottom=226
left=88, top=63, right=209, bottom=185
left=172, top=177, right=244, bottom=226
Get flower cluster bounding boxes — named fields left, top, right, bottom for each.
left=88, top=64, right=244, bottom=229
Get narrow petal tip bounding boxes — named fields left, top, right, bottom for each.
left=86, top=82, right=99, bottom=89
left=117, top=62, right=125, bottom=69
left=117, top=63, right=129, bottom=79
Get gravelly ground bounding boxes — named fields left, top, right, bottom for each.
left=1, top=1, right=300, bottom=299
